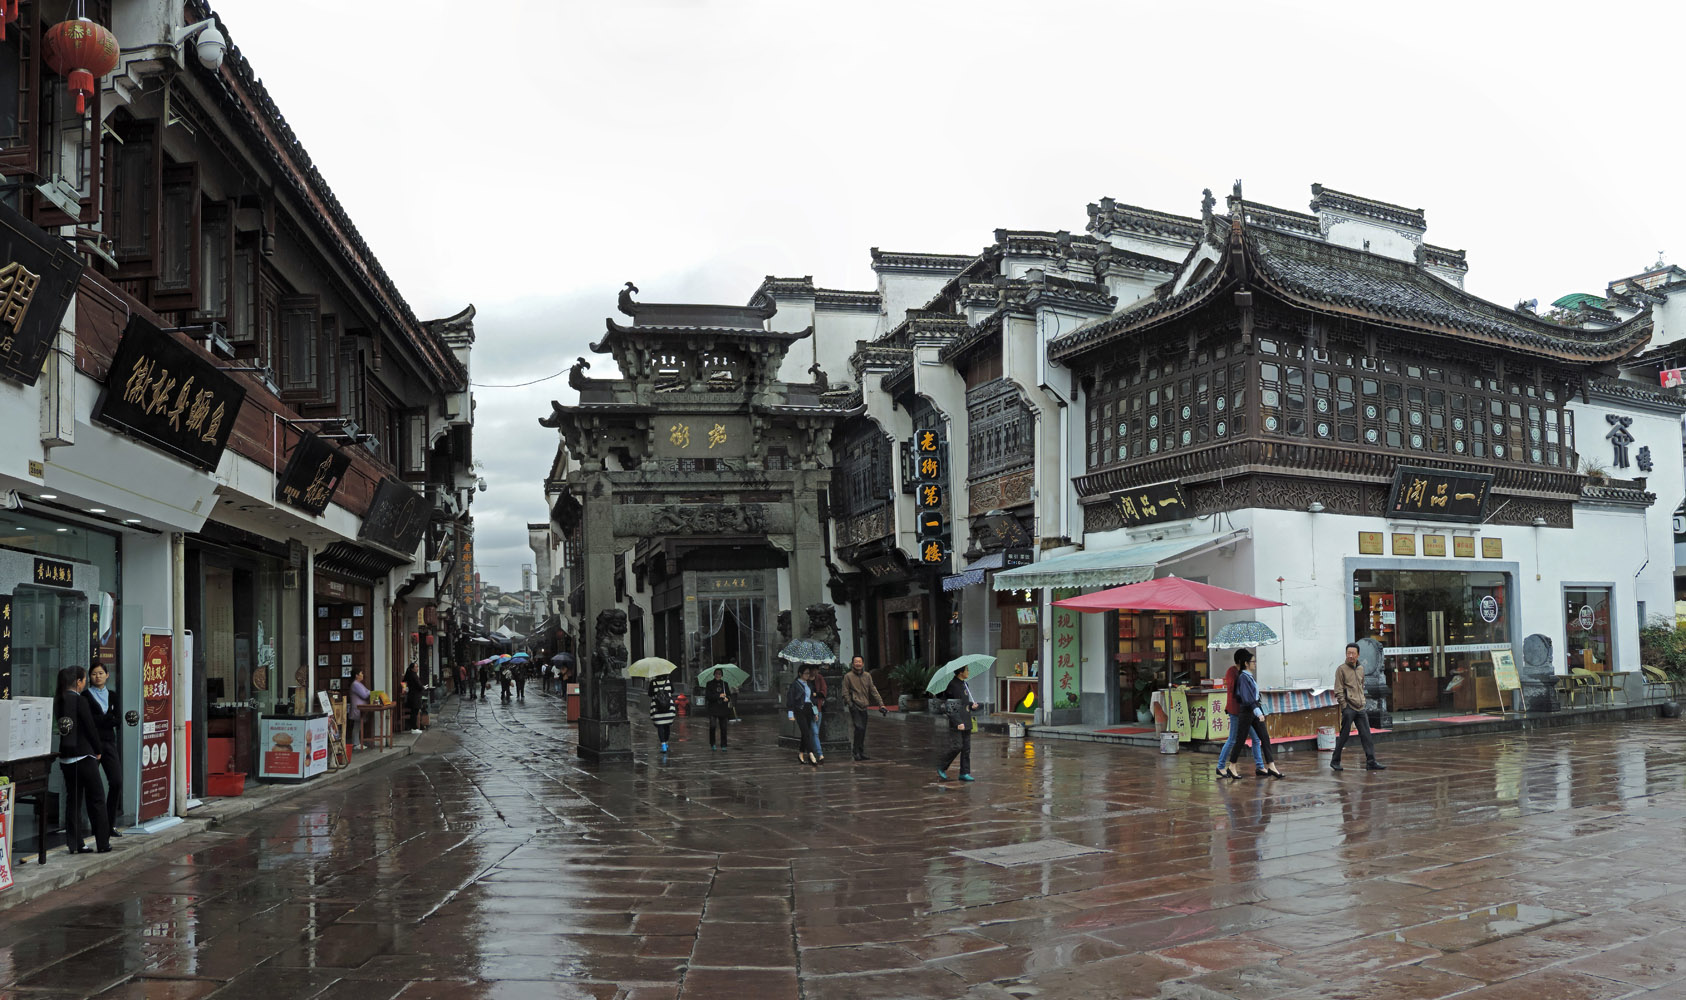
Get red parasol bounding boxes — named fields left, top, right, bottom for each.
left=1052, top=576, right=1285, bottom=613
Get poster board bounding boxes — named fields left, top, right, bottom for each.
left=1491, top=648, right=1520, bottom=692
left=318, top=692, right=348, bottom=770
left=1166, top=688, right=1192, bottom=743
left=138, top=630, right=174, bottom=821
left=0, top=782, right=13, bottom=892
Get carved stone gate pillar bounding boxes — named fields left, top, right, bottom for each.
left=578, top=476, right=632, bottom=761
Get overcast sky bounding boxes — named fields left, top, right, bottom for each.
left=213, top=0, right=1686, bottom=591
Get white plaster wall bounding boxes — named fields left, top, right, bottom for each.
left=1650, top=294, right=1686, bottom=349
left=876, top=273, right=958, bottom=334
left=1101, top=270, right=1168, bottom=311
left=120, top=532, right=174, bottom=819
left=1321, top=218, right=1420, bottom=262
left=768, top=293, right=816, bottom=384
left=811, top=308, right=878, bottom=387
left=1096, top=231, right=1195, bottom=265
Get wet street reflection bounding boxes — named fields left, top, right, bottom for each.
left=5, top=695, right=1686, bottom=998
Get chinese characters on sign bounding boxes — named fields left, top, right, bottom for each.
left=1606, top=414, right=1634, bottom=469
left=275, top=432, right=351, bottom=516
left=1110, top=481, right=1190, bottom=528
left=138, top=631, right=173, bottom=822
left=1638, top=446, right=1653, bottom=473
left=359, top=479, right=429, bottom=559
left=917, top=484, right=943, bottom=510
left=1385, top=465, right=1494, bottom=523
left=32, top=557, right=74, bottom=588
left=920, top=539, right=948, bottom=566
left=0, top=596, right=11, bottom=700
left=94, top=314, right=246, bottom=470
left=0, top=198, right=84, bottom=386
left=1050, top=590, right=1081, bottom=712
left=912, top=428, right=943, bottom=482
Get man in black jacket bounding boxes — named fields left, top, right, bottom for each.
left=55, top=665, right=112, bottom=854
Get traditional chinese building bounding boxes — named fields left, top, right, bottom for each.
left=542, top=286, right=859, bottom=757
left=1018, top=182, right=1682, bottom=727
left=0, top=0, right=477, bottom=850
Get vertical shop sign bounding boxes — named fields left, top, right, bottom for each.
left=1050, top=589, right=1081, bottom=712
left=0, top=595, right=11, bottom=700
left=0, top=782, right=13, bottom=892
left=138, top=630, right=173, bottom=822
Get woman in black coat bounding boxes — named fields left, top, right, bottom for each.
left=55, top=666, right=111, bottom=854
left=704, top=674, right=733, bottom=750
left=403, top=662, right=425, bottom=733
left=81, top=663, right=124, bottom=834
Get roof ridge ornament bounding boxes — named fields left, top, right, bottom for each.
left=617, top=281, right=641, bottom=318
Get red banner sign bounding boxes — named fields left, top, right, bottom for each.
left=139, top=631, right=173, bottom=822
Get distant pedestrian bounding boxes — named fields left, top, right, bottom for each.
left=842, top=655, right=887, bottom=761
left=55, top=666, right=111, bottom=854
left=541, top=662, right=554, bottom=694
left=785, top=665, right=821, bottom=765
left=479, top=664, right=491, bottom=700
left=456, top=663, right=468, bottom=698
left=349, top=667, right=371, bottom=750
left=514, top=662, right=528, bottom=701
left=649, top=673, right=677, bottom=753
left=403, top=661, right=424, bottom=734
left=1331, top=643, right=1386, bottom=772
left=499, top=664, right=513, bottom=703
left=82, top=663, right=124, bottom=833
left=705, top=673, right=733, bottom=750
left=1216, top=649, right=1266, bottom=780
left=937, top=666, right=980, bottom=782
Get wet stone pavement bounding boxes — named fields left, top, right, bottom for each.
left=5, top=695, right=1686, bottom=999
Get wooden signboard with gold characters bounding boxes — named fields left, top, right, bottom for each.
left=94, top=314, right=246, bottom=470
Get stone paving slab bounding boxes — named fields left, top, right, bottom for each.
left=3, top=690, right=1686, bottom=998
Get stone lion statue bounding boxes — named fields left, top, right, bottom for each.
left=594, top=608, right=629, bottom=676
left=806, top=603, right=839, bottom=645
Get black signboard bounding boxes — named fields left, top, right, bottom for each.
left=980, top=512, right=1032, bottom=549
left=916, top=483, right=943, bottom=510
left=1003, top=547, right=1033, bottom=569
left=1111, top=481, right=1190, bottom=528
left=862, top=555, right=903, bottom=580
left=0, top=198, right=85, bottom=385
left=33, top=557, right=75, bottom=588
left=94, top=314, right=246, bottom=471
left=359, top=478, right=429, bottom=558
left=276, top=432, right=351, bottom=516
left=918, top=538, right=949, bottom=566
left=1, top=594, right=12, bottom=699
left=918, top=511, right=944, bottom=538
left=1386, top=465, right=1494, bottom=523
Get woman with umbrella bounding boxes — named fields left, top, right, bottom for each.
left=700, top=664, right=746, bottom=750
left=1223, top=648, right=1284, bottom=779
left=929, top=654, right=992, bottom=782
left=630, top=657, right=680, bottom=754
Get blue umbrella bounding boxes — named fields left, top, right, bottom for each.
left=1208, top=620, right=1281, bottom=649
left=778, top=638, right=836, bottom=665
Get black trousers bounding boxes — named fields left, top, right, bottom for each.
left=1332, top=706, right=1377, bottom=764
left=655, top=723, right=672, bottom=744
left=709, top=715, right=729, bottom=746
left=97, top=747, right=122, bottom=828
left=849, top=706, right=869, bottom=756
left=515, top=676, right=526, bottom=699
left=61, top=756, right=111, bottom=851
left=940, top=727, right=972, bottom=775
left=1226, top=713, right=1276, bottom=766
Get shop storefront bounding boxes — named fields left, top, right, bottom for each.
left=1110, top=609, right=1209, bottom=723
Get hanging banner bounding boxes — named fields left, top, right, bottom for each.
left=138, top=630, right=173, bottom=822
left=0, top=595, right=11, bottom=700
left=0, top=782, right=13, bottom=892
left=1050, top=589, right=1081, bottom=713
left=1166, top=687, right=1192, bottom=743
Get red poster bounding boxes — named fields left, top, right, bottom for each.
left=139, top=631, right=173, bottom=822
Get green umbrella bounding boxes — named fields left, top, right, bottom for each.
left=628, top=657, right=679, bottom=678
left=697, top=664, right=749, bottom=688
left=927, top=653, right=997, bottom=695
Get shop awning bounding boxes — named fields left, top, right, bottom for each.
left=941, top=551, right=1009, bottom=592
left=991, top=529, right=1250, bottom=591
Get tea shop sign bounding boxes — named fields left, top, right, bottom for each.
left=1385, top=465, right=1494, bottom=523
left=1110, top=481, right=1189, bottom=528
left=0, top=197, right=84, bottom=386
left=94, top=314, right=246, bottom=471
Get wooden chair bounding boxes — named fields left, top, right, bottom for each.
left=1641, top=665, right=1673, bottom=702
left=1571, top=668, right=1611, bottom=708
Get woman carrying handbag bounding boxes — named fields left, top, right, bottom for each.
left=1222, top=649, right=1284, bottom=779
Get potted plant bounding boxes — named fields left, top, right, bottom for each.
left=891, top=658, right=933, bottom=712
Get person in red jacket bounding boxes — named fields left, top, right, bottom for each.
left=1220, top=649, right=1284, bottom=779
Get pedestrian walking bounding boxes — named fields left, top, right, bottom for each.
left=648, top=673, right=677, bottom=753
left=54, top=666, right=111, bottom=854
left=842, top=655, right=887, bottom=761
left=349, top=667, right=371, bottom=750
left=1330, top=643, right=1386, bottom=772
left=785, top=665, right=822, bottom=765
left=541, top=662, right=554, bottom=694
left=514, top=661, right=528, bottom=700
left=1220, top=647, right=1267, bottom=779
left=1220, top=649, right=1283, bottom=778
left=82, top=664, right=124, bottom=834
left=499, top=664, right=513, bottom=703
left=479, top=663, right=491, bottom=700
left=403, top=661, right=424, bottom=734
left=457, top=663, right=469, bottom=698
left=705, top=673, right=732, bottom=750
left=809, top=668, right=828, bottom=762
left=936, top=666, right=980, bottom=782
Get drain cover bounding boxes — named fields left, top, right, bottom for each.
left=954, top=838, right=1106, bottom=867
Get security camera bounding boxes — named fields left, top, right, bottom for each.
left=195, top=26, right=226, bottom=70
left=477, top=478, right=488, bottom=493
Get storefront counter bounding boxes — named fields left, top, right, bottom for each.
left=257, top=714, right=331, bottom=783
left=1258, top=688, right=1340, bottom=739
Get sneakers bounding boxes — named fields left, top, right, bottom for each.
left=937, top=769, right=948, bottom=780
left=960, top=774, right=974, bottom=782
left=409, top=729, right=422, bottom=735
left=660, top=742, right=668, bottom=753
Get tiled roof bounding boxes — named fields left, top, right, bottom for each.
left=870, top=249, right=977, bottom=273
left=1050, top=217, right=1653, bottom=364
left=815, top=288, right=881, bottom=311
left=1421, top=245, right=1469, bottom=272
left=1309, top=184, right=1426, bottom=231
left=1086, top=198, right=1203, bottom=241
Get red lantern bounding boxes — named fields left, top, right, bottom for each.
left=0, top=1, right=18, bottom=43
left=42, top=17, right=119, bottom=115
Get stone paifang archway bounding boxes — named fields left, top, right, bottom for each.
left=542, top=285, right=862, bottom=760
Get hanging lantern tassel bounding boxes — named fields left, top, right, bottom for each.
left=42, top=17, right=120, bottom=117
